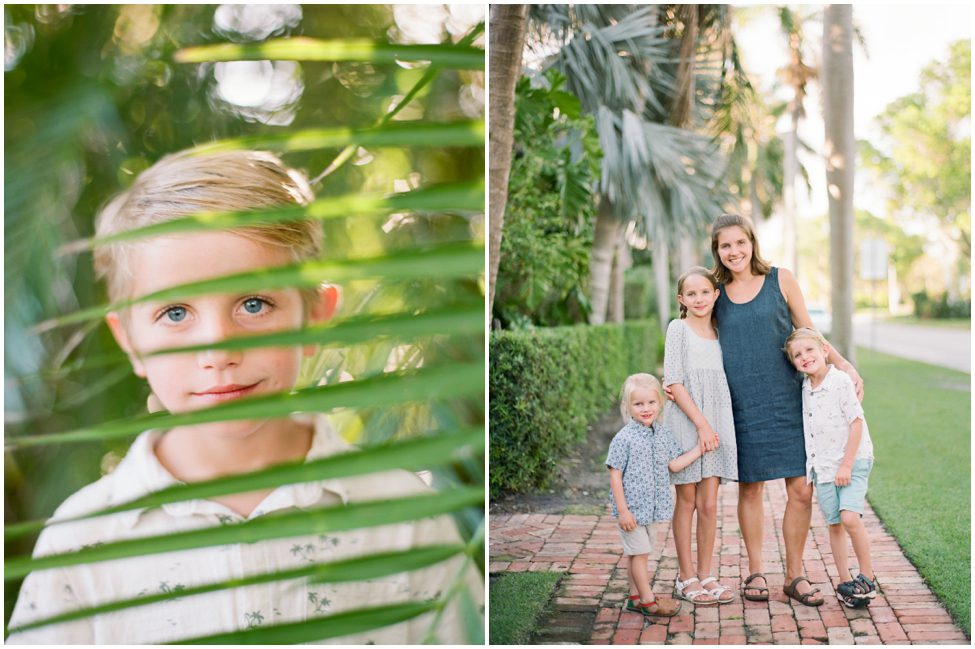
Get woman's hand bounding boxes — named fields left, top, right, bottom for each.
left=697, top=423, right=720, bottom=452
left=844, top=364, right=864, bottom=401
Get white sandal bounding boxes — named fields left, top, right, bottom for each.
left=674, top=576, right=717, bottom=606
left=700, top=576, right=736, bottom=604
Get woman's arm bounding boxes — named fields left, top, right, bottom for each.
left=779, top=267, right=864, bottom=400
left=669, top=383, right=719, bottom=451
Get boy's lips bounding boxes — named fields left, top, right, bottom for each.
left=192, top=382, right=261, bottom=402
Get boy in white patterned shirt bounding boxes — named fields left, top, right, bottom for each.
left=785, top=328, right=876, bottom=608
left=6, top=150, right=476, bottom=644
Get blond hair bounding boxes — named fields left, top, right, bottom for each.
left=619, top=373, right=662, bottom=424
left=710, top=213, right=771, bottom=285
left=676, top=265, right=719, bottom=321
left=783, top=327, right=829, bottom=361
left=93, top=149, right=322, bottom=301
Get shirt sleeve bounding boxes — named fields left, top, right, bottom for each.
left=660, top=424, right=684, bottom=461
left=835, top=373, right=865, bottom=425
left=662, top=319, right=685, bottom=387
left=605, top=431, right=629, bottom=472
left=405, top=515, right=482, bottom=644
left=6, top=566, right=94, bottom=644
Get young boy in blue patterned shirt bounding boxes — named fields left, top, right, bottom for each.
left=606, top=373, right=703, bottom=617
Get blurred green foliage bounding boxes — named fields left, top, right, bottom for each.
left=4, top=4, right=484, bottom=636
left=492, top=70, right=601, bottom=329
left=488, top=319, right=659, bottom=496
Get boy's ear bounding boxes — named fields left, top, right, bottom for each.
left=303, top=284, right=341, bottom=357
left=310, top=284, right=341, bottom=323
left=105, top=312, right=147, bottom=378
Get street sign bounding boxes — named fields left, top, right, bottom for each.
left=859, top=239, right=888, bottom=281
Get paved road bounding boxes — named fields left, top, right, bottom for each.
left=851, top=315, right=970, bottom=373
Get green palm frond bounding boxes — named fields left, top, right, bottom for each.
left=175, top=37, right=484, bottom=69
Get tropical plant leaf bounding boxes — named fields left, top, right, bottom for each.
left=174, top=37, right=484, bottom=70
left=145, top=304, right=483, bottom=357
left=7, top=544, right=463, bottom=634
left=5, top=485, right=482, bottom=580
left=186, top=120, right=484, bottom=156
left=35, top=241, right=484, bottom=332
left=177, top=600, right=438, bottom=644
left=458, top=587, right=485, bottom=644
left=6, top=425, right=483, bottom=540
left=5, top=361, right=483, bottom=449
left=68, top=180, right=484, bottom=251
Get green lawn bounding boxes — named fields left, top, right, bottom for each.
left=858, top=347, right=971, bottom=635
left=489, top=571, right=563, bottom=644
left=883, top=314, right=971, bottom=329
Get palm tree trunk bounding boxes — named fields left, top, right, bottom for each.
left=588, top=198, right=622, bottom=325
left=823, top=4, right=855, bottom=362
left=653, top=233, right=671, bottom=328
left=487, top=5, right=528, bottom=316
left=608, top=233, right=628, bottom=323
left=782, top=106, right=799, bottom=274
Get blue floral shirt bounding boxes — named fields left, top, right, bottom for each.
left=606, top=420, right=683, bottom=525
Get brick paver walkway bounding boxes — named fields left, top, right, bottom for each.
left=490, top=480, right=968, bottom=644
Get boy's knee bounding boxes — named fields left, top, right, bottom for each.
left=840, top=510, right=861, bottom=529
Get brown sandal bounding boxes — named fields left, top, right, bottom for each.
left=784, top=576, right=824, bottom=607
left=741, top=572, right=769, bottom=601
left=635, top=597, right=681, bottom=617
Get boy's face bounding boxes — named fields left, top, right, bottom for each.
left=106, top=231, right=336, bottom=437
left=788, top=337, right=829, bottom=377
left=628, top=386, right=661, bottom=426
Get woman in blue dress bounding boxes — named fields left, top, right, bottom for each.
left=709, top=213, right=863, bottom=606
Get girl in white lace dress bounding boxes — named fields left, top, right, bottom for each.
left=663, top=266, right=738, bottom=606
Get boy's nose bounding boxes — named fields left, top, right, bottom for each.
left=195, top=318, right=243, bottom=369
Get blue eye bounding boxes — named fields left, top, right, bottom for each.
left=165, top=306, right=187, bottom=322
left=243, top=298, right=266, bottom=314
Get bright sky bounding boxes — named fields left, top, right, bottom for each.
left=734, top=3, right=972, bottom=219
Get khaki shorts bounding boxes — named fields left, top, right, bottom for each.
left=619, top=521, right=665, bottom=556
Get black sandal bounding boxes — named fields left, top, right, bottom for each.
left=784, top=576, right=824, bottom=607
left=741, top=572, right=769, bottom=602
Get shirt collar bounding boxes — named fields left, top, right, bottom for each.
left=804, top=364, right=838, bottom=393
left=112, top=414, right=353, bottom=528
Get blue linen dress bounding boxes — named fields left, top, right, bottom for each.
left=713, top=267, right=805, bottom=483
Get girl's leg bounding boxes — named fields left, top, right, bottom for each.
left=841, top=511, right=874, bottom=580
left=783, top=476, right=815, bottom=593
left=630, top=554, right=654, bottom=603
left=673, top=483, right=697, bottom=582
left=828, top=523, right=852, bottom=582
left=738, top=481, right=766, bottom=595
left=695, top=477, right=720, bottom=579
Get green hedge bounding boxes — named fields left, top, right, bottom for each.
left=489, top=319, right=660, bottom=496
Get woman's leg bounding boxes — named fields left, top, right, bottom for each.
left=738, top=480, right=766, bottom=595
left=783, top=476, right=814, bottom=591
left=695, top=477, right=720, bottom=579
left=673, top=483, right=697, bottom=582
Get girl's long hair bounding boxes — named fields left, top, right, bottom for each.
left=710, top=213, right=771, bottom=284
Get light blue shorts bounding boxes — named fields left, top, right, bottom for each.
left=813, top=458, right=873, bottom=525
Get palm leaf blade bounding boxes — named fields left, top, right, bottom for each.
left=5, top=486, right=483, bottom=580
left=174, top=37, right=484, bottom=70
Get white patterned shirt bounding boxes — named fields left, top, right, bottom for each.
left=6, top=416, right=479, bottom=644
left=801, top=366, right=874, bottom=484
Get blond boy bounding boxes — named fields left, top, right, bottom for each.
left=7, top=150, right=476, bottom=644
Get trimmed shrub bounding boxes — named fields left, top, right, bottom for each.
left=489, top=319, right=659, bottom=496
